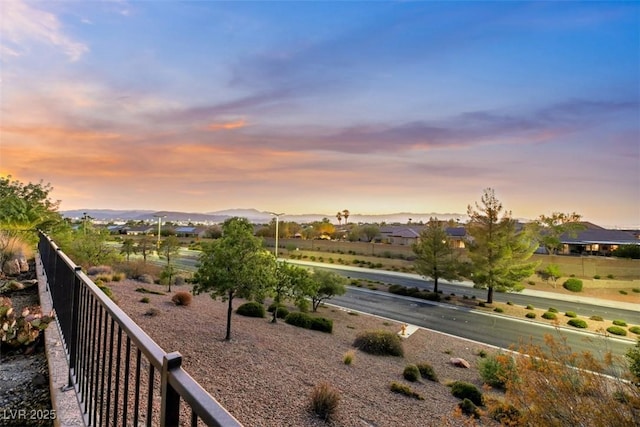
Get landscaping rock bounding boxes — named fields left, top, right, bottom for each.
left=450, top=357, right=471, bottom=368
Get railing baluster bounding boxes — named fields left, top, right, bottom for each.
left=105, top=318, right=115, bottom=427
left=147, top=364, right=155, bottom=427
left=122, top=337, right=131, bottom=426
left=113, top=326, right=122, bottom=426
left=99, top=305, right=108, bottom=424
left=134, top=348, right=142, bottom=425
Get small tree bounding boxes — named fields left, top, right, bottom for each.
left=466, top=188, right=538, bottom=304
left=533, top=212, right=585, bottom=255
left=413, top=217, right=463, bottom=293
left=536, top=264, right=562, bottom=288
left=361, top=224, right=380, bottom=242
left=136, top=235, right=153, bottom=263
left=270, top=261, right=310, bottom=323
left=304, top=269, right=347, bottom=312
left=626, top=337, right=640, bottom=382
left=120, top=238, right=137, bottom=262
left=193, top=217, right=275, bottom=340
left=159, top=235, right=180, bottom=291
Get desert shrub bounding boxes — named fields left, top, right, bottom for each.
left=563, top=278, right=583, bottom=292
left=589, top=315, right=604, bottom=321
left=567, top=319, right=587, bottom=328
left=310, top=317, right=333, bottom=333
left=506, top=301, right=513, bottom=306
left=98, top=284, right=113, bottom=299
left=353, top=330, right=404, bottom=357
left=594, top=275, right=601, bottom=279
left=607, top=326, right=627, bottom=336
left=613, top=319, right=627, bottom=327
left=494, top=307, right=504, bottom=313
left=173, top=275, right=186, bottom=287
left=111, top=272, right=124, bottom=282
left=140, top=297, right=150, bottom=304
left=389, top=382, right=423, bottom=400
left=236, top=302, right=265, bottom=318
left=629, top=326, right=640, bottom=335
left=607, top=274, right=614, bottom=279
left=459, top=398, right=480, bottom=418
left=627, top=338, right=640, bottom=381
left=488, top=400, right=522, bottom=425
left=135, top=287, right=165, bottom=295
left=476, top=349, right=488, bottom=358
left=309, top=382, right=340, bottom=422
left=144, top=308, right=159, bottom=317
left=525, top=312, right=536, bottom=319
left=450, top=381, right=483, bottom=406
left=416, top=362, right=438, bottom=382
left=542, top=312, right=557, bottom=320
left=343, top=350, right=354, bottom=365
left=96, top=274, right=112, bottom=283
left=87, top=265, right=113, bottom=276
left=619, top=290, right=628, bottom=295
left=525, top=304, right=534, bottom=310
left=565, top=311, right=577, bottom=318
left=548, top=307, right=559, bottom=313
left=285, top=312, right=313, bottom=328
left=479, top=353, right=515, bottom=389
left=633, top=288, right=640, bottom=293
left=138, top=274, right=155, bottom=284
left=403, top=364, right=421, bottom=382
left=171, top=291, right=192, bottom=307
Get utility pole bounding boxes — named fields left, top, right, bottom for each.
left=267, top=212, right=285, bottom=258
left=153, top=214, right=166, bottom=251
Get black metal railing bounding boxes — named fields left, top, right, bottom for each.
left=38, top=232, right=242, bottom=427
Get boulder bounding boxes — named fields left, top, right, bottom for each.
left=450, top=357, right=471, bottom=368
left=19, top=257, right=29, bottom=273
left=2, top=259, right=20, bottom=276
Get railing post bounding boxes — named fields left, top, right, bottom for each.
left=64, top=266, right=82, bottom=391
left=161, top=352, right=182, bottom=427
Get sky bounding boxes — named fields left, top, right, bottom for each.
left=1, top=1, right=639, bottom=228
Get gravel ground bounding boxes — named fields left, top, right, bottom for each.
left=111, top=280, right=499, bottom=427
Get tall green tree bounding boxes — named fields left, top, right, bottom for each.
left=159, top=235, right=181, bottom=292
left=136, top=235, right=153, bottom=263
left=533, top=212, right=585, bottom=255
left=466, top=188, right=538, bottom=304
left=270, top=262, right=311, bottom=323
left=193, top=217, right=275, bottom=340
left=361, top=224, right=380, bottom=242
left=413, top=218, right=463, bottom=293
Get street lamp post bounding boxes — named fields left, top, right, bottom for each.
left=267, top=212, right=285, bottom=258
left=153, top=214, right=166, bottom=251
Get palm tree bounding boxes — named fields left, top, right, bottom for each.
left=336, top=212, right=342, bottom=225
left=342, top=209, right=350, bottom=225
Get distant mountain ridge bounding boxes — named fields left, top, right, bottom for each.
left=61, top=208, right=468, bottom=224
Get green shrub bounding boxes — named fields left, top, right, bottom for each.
left=564, top=311, right=577, bottom=318
left=140, top=297, right=150, bottom=304
left=629, top=326, right=640, bottom=335
left=542, top=312, right=557, bottom=320
left=310, top=317, right=333, bottom=333
left=607, top=326, right=627, bottom=336
left=548, top=307, right=559, bottom=313
left=593, top=275, right=601, bottom=280
left=563, top=278, right=583, bottom=292
left=236, top=301, right=265, bottom=318
left=309, top=382, right=340, bottom=422
left=525, top=304, right=535, bottom=310
left=494, top=307, right=504, bottom=313
left=478, top=354, right=515, bottom=389
left=619, top=290, right=628, bottom=295
left=171, top=291, right=192, bottom=307
left=403, top=364, right=421, bottom=382
left=450, top=381, right=483, bottom=406
left=589, top=315, right=604, bottom=321
left=489, top=401, right=522, bottom=425
left=607, top=274, right=614, bottom=279
left=285, top=312, right=312, bottom=328
left=267, top=303, right=289, bottom=319
left=633, top=288, right=640, bottom=293
left=389, top=382, right=423, bottom=400
left=567, top=319, right=588, bottom=328
left=459, top=398, right=480, bottom=419
left=626, top=339, right=640, bottom=381
left=416, top=362, right=438, bottom=382
left=343, top=350, right=355, bottom=365
left=613, top=319, right=628, bottom=327
left=525, top=312, right=536, bottom=319
left=353, top=330, right=404, bottom=357
left=135, top=287, right=165, bottom=295
left=98, top=284, right=114, bottom=300
left=506, top=301, right=513, bottom=306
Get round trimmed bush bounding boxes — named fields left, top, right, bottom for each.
left=563, top=278, right=583, bottom=292
left=548, top=307, right=559, bottom=313
left=613, top=319, right=628, bottom=327
left=542, top=312, right=557, bottom=320
left=567, top=319, right=588, bottom=328
left=403, top=364, right=421, bottom=382
left=525, top=304, right=535, bottom=310
left=285, top=312, right=313, bottom=328
left=525, top=312, right=536, bottom=319
left=310, top=317, right=333, bottom=333
left=629, top=326, right=640, bottom=335
left=353, top=330, right=404, bottom=357
left=267, top=303, right=289, bottom=319
left=565, top=311, right=577, bottom=318
left=607, top=326, right=627, bottom=336
left=416, top=362, right=438, bottom=382
left=590, top=315, right=604, bottom=321
left=171, top=291, right=192, bottom=306
left=494, top=307, right=504, bottom=313
left=459, top=398, right=480, bottom=418
left=450, top=381, right=483, bottom=406
left=236, top=301, right=265, bottom=318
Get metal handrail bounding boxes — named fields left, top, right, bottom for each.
left=38, top=232, right=242, bottom=427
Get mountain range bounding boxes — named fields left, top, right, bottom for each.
left=60, top=208, right=468, bottom=225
